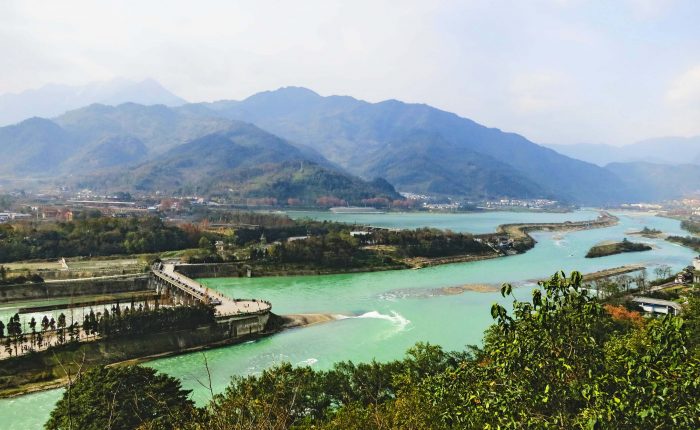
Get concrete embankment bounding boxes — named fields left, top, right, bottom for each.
left=528, top=265, right=646, bottom=285
left=0, top=276, right=149, bottom=303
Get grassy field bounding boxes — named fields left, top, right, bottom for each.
left=5, top=257, right=142, bottom=271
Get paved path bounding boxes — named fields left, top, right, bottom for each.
left=159, top=264, right=271, bottom=317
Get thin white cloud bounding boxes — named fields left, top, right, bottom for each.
left=665, top=64, right=700, bottom=135
left=510, top=71, right=573, bottom=113
left=624, top=0, right=677, bottom=19
left=666, top=65, right=700, bottom=106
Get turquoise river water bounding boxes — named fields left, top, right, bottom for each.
left=0, top=210, right=695, bottom=429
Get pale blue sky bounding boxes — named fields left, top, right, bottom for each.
left=1, top=0, right=699, bottom=145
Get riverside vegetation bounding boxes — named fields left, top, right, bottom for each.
left=1, top=210, right=622, bottom=279
left=0, top=213, right=197, bottom=263
left=44, top=271, right=700, bottom=429
left=0, top=211, right=505, bottom=275
left=666, top=218, right=700, bottom=252
left=585, top=238, right=652, bottom=258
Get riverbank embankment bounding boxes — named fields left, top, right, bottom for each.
left=0, top=275, right=149, bottom=303
left=0, top=309, right=272, bottom=398
left=0, top=309, right=341, bottom=398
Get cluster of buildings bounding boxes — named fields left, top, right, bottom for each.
left=422, top=201, right=462, bottom=210
left=614, top=198, right=700, bottom=216
left=617, top=202, right=664, bottom=211
left=480, top=198, right=560, bottom=210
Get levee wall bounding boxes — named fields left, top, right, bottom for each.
left=0, top=276, right=150, bottom=303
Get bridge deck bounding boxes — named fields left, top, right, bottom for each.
left=154, top=263, right=271, bottom=317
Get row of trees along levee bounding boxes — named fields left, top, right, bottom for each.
left=0, top=301, right=214, bottom=358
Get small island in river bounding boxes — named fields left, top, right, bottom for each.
left=585, top=238, right=652, bottom=258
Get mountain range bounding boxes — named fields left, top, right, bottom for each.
left=199, top=87, right=634, bottom=204
left=76, top=123, right=399, bottom=203
left=0, top=102, right=398, bottom=205
left=0, top=81, right=698, bottom=205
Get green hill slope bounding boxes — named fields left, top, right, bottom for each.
left=76, top=126, right=400, bottom=204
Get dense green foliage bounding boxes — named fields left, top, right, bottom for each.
left=77, top=121, right=400, bottom=203
left=0, top=270, right=43, bottom=285
left=585, top=238, right=652, bottom=258
left=48, top=271, right=699, bottom=429
left=667, top=234, right=700, bottom=252
left=267, top=231, right=394, bottom=269
left=681, top=219, right=700, bottom=234
left=46, top=366, right=195, bottom=430
left=1, top=304, right=215, bottom=357
left=371, top=228, right=492, bottom=258
left=82, top=303, right=215, bottom=338
left=638, top=226, right=662, bottom=236
left=240, top=224, right=492, bottom=268
left=0, top=216, right=196, bottom=262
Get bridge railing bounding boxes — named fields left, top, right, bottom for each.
left=151, top=267, right=209, bottom=302
left=151, top=263, right=273, bottom=316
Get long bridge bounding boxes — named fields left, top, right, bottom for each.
left=150, top=263, right=271, bottom=318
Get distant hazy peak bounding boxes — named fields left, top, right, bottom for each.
left=0, top=78, right=186, bottom=126
left=548, top=136, right=700, bottom=167
left=245, top=86, right=320, bottom=99
left=240, top=86, right=323, bottom=108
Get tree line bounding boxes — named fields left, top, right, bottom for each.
left=266, top=231, right=392, bottom=269
left=681, top=219, right=700, bottom=234
left=0, top=303, right=215, bottom=357
left=667, top=234, right=700, bottom=252
left=2, top=210, right=499, bottom=268
left=0, top=216, right=200, bottom=263
left=370, top=228, right=493, bottom=258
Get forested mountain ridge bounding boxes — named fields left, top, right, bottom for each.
left=0, top=103, right=235, bottom=177
left=200, top=87, right=636, bottom=204
left=0, top=117, right=74, bottom=176
left=0, top=103, right=398, bottom=204
left=72, top=125, right=400, bottom=203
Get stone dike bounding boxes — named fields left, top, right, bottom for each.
left=0, top=275, right=150, bottom=303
